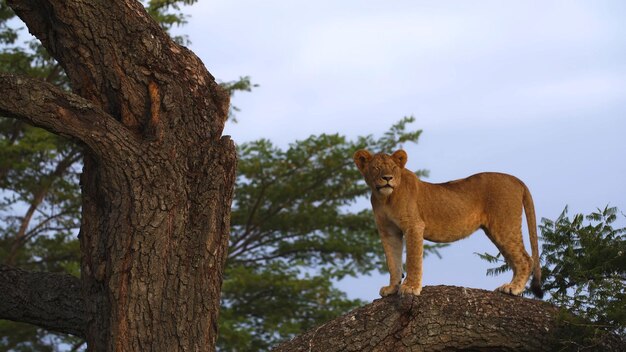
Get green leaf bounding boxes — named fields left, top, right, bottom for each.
left=478, top=205, right=626, bottom=339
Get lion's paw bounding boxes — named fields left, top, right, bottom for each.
left=495, top=283, right=523, bottom=296
left=379, top=284, right=400, bottom=297
left=399, top=283, right=422, bottom=296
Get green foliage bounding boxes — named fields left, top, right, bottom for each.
left=0, top=1, right=67, bottom=88
left=143, top=0, right=198, bottom=45
left=474, top=251, right=510, bottom=277
left=0, top=0, right=80, bottom=271
left=477, top=206, right=626, bottom=342
left=219, top=76, right=259, bottom=122
left=541, top=206, right=626, bottom=337
left=0, top=321, right=84, bottom=352
left=0, top=2, right=18, bottom=45
left=219, top=263, right=359, bottom=351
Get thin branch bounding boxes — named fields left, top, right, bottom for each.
left=0, top=264, right=86, bottom=338
left=24, top=217, right=78, bottom=243
left=70, top=340, right=86, bottom=352
left=232, top=155, right=314, bottom=249
left=230, top=230, right=356, bottom=266
left=234, top=170, right=338, bottom=254
left=230, top=161, right=352, bottom=260
left=243, top=181, right=269, bottom=236
left=0, top=73, right=137, bottom=157
left=30, top=253, right=79, bottom=265
left=228, top=229, right=276, bottom=260
left=5, top=149, right=81, bottom=265
left=229, top=231, right=312, bottom=262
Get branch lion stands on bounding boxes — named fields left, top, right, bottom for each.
left=354, top=149, right=543, bottom=298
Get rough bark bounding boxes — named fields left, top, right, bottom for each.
left=0, top=73, right=129, bottom=154
left=273, top=286, right=626, bottom=352
left=1, top=0, right=235, bottom=351
left=0, top=265, right=85, bottom=337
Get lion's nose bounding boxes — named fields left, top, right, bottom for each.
left=382, top=175, right=393, bottom=181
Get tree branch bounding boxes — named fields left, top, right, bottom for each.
left=5, top=149, right=81, bottom=265
left=7, top=0, right=229, bottom=139
left=0, top=264, right=86, bottom=338
left=273, top=285, right=625, bottom=351
left=0, top=73, right=136, bottom=156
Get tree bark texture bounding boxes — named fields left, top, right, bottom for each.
left=0, top=265, right=85, bottom=337
left=273, top=286, right=626, bottom=352
left=1, top=0, right=235, bottom=351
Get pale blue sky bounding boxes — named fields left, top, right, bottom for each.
left=180, top=0, right=626, bottom=301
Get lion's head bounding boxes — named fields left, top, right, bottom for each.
left=353, top=149, right=408, bottom=196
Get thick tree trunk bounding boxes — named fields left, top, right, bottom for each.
left=273, top=286, right=626, bottom=352
left=1, top=0, right=235, bottom=351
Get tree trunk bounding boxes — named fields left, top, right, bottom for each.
left=1, top=0, right=235, bottom=351
left=273, top=286, right=626, bottom=352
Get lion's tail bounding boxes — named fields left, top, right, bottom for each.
left=522, top=183, right=543, bottom=298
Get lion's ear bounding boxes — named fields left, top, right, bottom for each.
left=353, top=149, right=373, bottom=173
left=392, top=150, right=407, bottom=168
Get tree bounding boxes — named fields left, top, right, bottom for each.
left=1, top=2, right=438, bottom=350
left=2, top=1, right=440, bottom=348
left=478, top=206, right=626, bottom=349
left=0, top=0, right=236, bottom=350
left=1, top=2, right=258, bottom=350
left=0, top=0, right=231, bottom=278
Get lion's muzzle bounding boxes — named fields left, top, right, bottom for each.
left=376, top=184, right=394, bottom=195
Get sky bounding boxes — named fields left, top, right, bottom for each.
left=176, top=0, right=626, bottom=301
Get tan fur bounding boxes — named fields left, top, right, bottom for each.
left=354, top=149, right=543, bottom=298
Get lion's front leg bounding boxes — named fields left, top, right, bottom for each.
left=399, top=223, right=424, bottom=296
left=378, top=226, right=403, bottom=297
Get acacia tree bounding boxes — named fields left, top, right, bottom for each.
left=2, top=1, right=436, bottom=347
left=0, top=0, right=236, bottom=350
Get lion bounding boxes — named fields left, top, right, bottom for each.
left=354, top=149, right=543, bottom=298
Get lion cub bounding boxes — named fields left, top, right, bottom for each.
left=354, top=149, right=543, bottom=298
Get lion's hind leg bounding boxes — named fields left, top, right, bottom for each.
left=485, top=225, right=532, bottom=296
